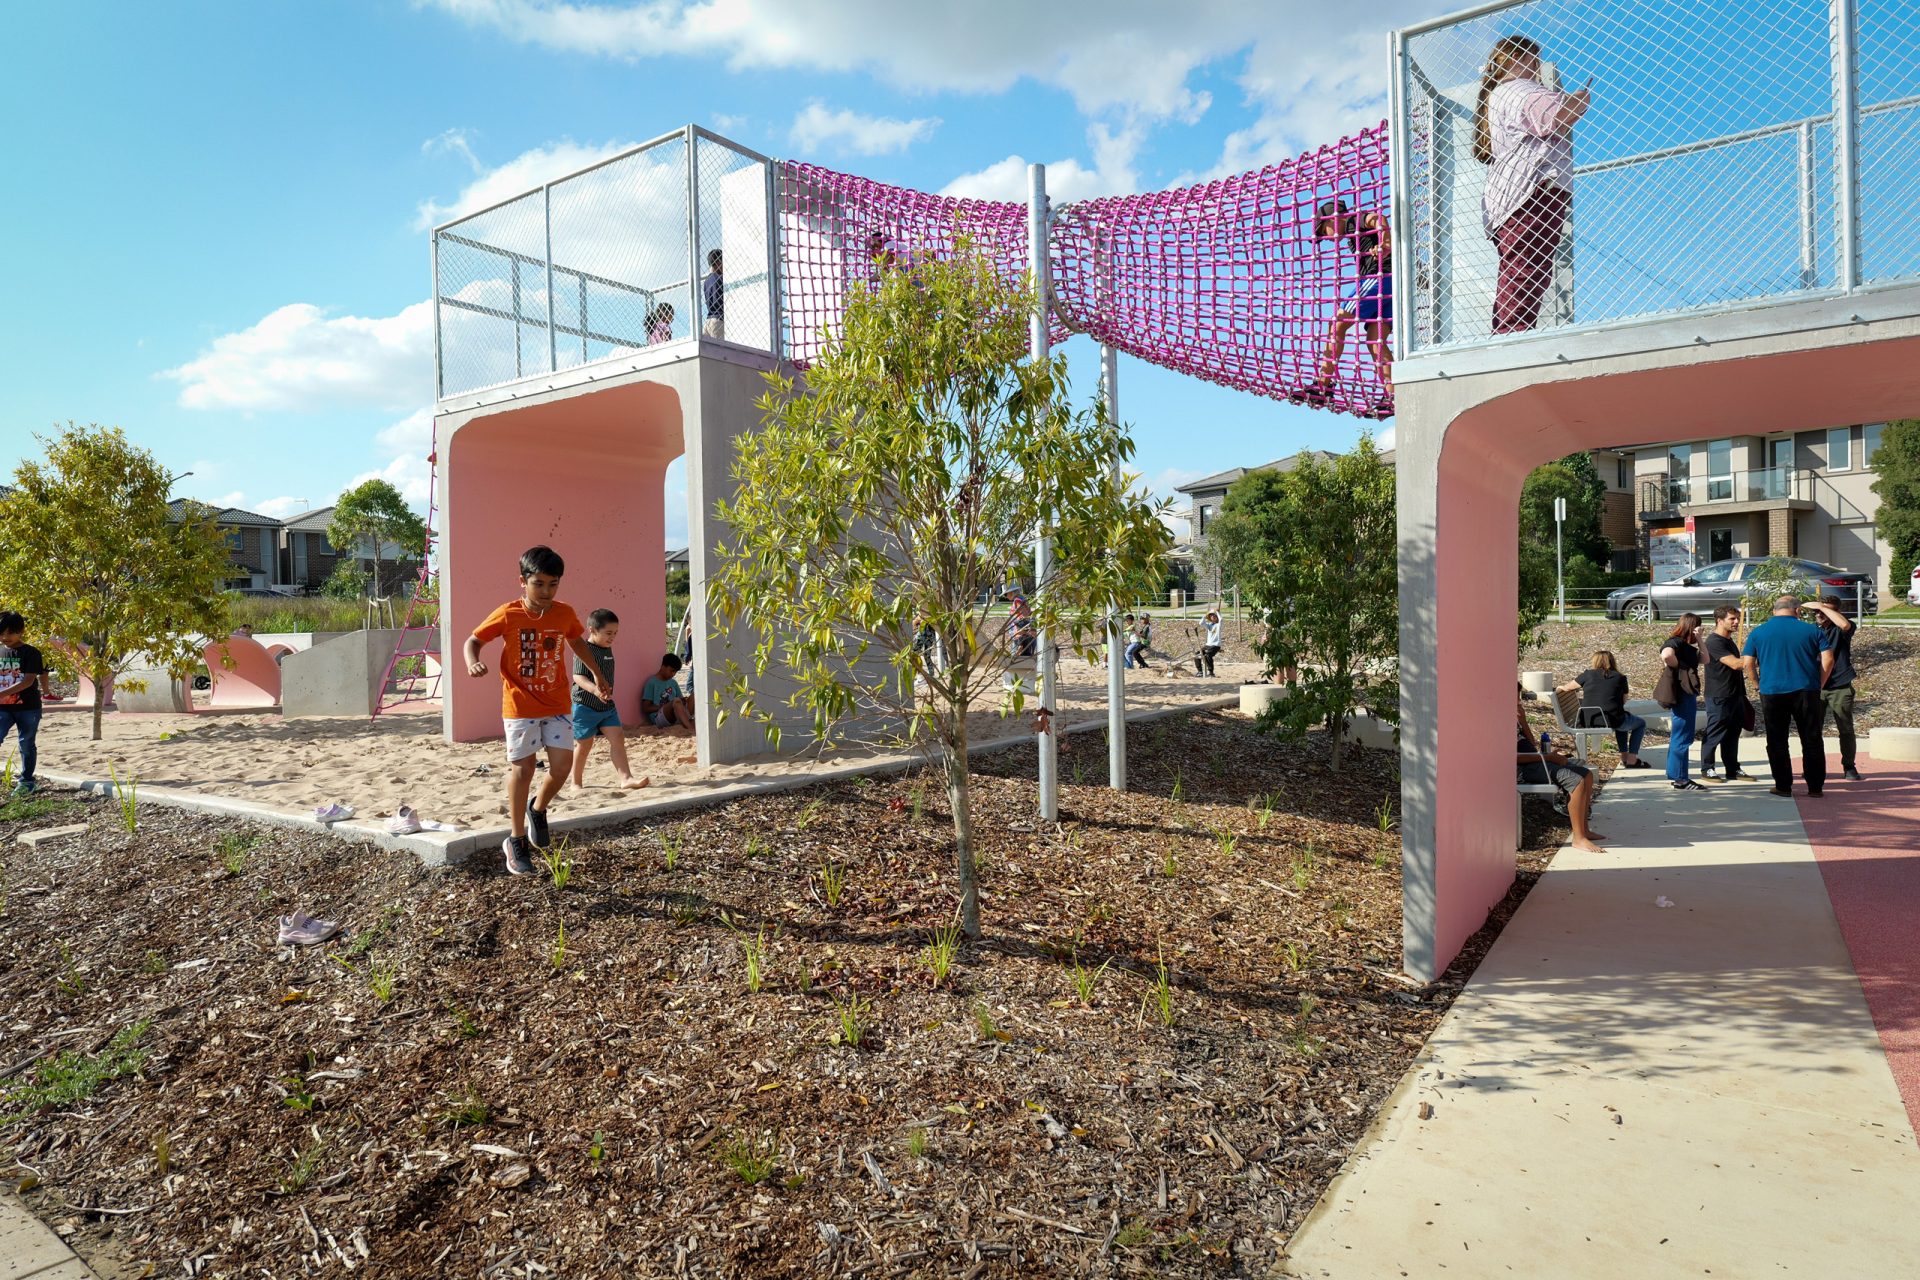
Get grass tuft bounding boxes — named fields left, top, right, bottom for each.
left=717, top=1129, right=778, bottom=1184
left=0, top=1019, right=151, bottom=1124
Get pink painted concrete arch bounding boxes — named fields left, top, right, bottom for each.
left=441, top=378, right=687, bottom=743
left=1410, top=328, right=1920, bottom=979
left=202, top=634, right=282, bottom=709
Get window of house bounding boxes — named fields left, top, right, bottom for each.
left=1616, top=457, right=1630, bottom=490
left=1864, top=422, right=1883, bottom=467
left=1828, top=426, right=1851, bottom=472
left=1707, top=529, right=1733, bottom=564
left=1198, top=504, right=1212, bottom=536
left=1707, top=438, right=1732, bottom=500
left=317, top=532, right=333, bottom=554
left=1667, top=443, right=1691, bottom=505
left=225, top=529, right=244, bottom=551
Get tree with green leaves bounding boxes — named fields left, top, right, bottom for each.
left=1517, top=452, right=1611, bottom=648
left=1740, top=554, right=1815, bottom=619
left=1206, top=438, right=1397, bottom=770
left=1871, top=419, right=1920, bottom=590
left=0, top=424, right=232, bottom=740
left=328, top=479, right=426, bottom=597
left=705, top=246, right=1169, bottom=937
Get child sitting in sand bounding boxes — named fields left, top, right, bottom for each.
left=640, top=653, right=695, bottom=736
left=566, top=608, right=651, bottom=793
left=463, top=545, right=612, bottom=875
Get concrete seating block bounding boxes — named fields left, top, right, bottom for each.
left=1240, top=683, right=1288, bottom=716
left=1520, top=670, right=1557, bottom=695
left=114, top=661, right=190, bottom=713
left=1869, top=726, right=1920, bottom=763
left=283, top=629, right=405, bottom=718
left=1345, top=709, right=1398, bottom=752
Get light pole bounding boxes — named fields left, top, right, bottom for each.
left=1554, top=495, right=1567, bottom=623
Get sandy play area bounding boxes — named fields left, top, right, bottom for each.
left=34, top=659, right=1259, bottom=829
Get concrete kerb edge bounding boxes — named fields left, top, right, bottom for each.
left=33, top=696, right=1243, bottom=869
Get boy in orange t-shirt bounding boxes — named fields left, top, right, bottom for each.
left=463, top=545, right=611, bottom=874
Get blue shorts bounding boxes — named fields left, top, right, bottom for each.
left=571, top=702, right=621, bottom=741
left=1340, top=275, right=1393, bottom=324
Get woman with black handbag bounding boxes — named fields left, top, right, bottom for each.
left=1657, top=613, right=1706, bottom=791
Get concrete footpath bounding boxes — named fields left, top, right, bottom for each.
left=1285, top=737, right=1920, bottom=1278
left=0, top=1194, right=97, bottom=1279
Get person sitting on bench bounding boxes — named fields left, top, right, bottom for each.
left=1517, top=684, right=1604, bottom=853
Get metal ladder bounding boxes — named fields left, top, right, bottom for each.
left=372, top=422, right=442, bottom=717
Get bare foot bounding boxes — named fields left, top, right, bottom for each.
left=619, top=776, right=652, bottom=790
left=1572, top=836, right=1605, bottom=853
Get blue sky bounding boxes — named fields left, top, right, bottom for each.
left=0, top=0, right=1427, bottom=541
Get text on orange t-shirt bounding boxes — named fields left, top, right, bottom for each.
left=472, top=599, right=585, bottom=720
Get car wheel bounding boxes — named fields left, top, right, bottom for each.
left=1625, top=599, right=1654, bottom=623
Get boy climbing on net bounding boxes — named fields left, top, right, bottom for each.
left=463, top=545, right=611, bottom=875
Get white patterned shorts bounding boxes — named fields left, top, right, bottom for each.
left=505, top=715, right=573, bottom=763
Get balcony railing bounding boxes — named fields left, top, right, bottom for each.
left=432, top=127, right=778, bottom=400
left=1392, top=0, right=1920, bottom=356
left=1644, top=467, right=1812, bottom=510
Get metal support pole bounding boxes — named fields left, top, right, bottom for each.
left=431, top=234, right=443, bottom=401
left=1798, top=120, right=1818, bottom=289
left=543, top=184, right=556, bottom=373
left=686, top=126, right=701, bottom=343
left=766, top=158, right=783, bottom=360
left=1029, top=163, right=1058, bottom=823
left=512, top=258, right=523, bottom=380
left=1102, top=343, right=1126, bottom=792
left=1554, top=495, right=1567, bottom=623
left=1831, top=0, right=1860, bottom=291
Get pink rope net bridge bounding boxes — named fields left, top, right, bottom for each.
left=777, top=123, right=1393, bottom=420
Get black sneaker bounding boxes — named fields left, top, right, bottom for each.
left=1769, top=787, right=1794, bottom=798
left=1672, top=779, right=1707, bottom=792
left=1844, top=767, right=1863, bottom=781
left=502, top=835, right=535, bottom=875
left=525, top=798, right=551, bottom=850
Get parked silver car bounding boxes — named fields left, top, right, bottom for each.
left=1606, top=558, right=1878, bottom=622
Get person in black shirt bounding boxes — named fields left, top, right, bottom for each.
left=701, top=249, right=724, bottom=340
left=0, top=610, right=51, bottom=795
left=1556, top=649, right=1648, bottom=767
left=1698, top=605, right=1757, bottom=782
left=1814, top=594, right=1860, bottom=780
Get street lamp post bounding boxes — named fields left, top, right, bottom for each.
left=1554, top=495, right=1567, bottom=623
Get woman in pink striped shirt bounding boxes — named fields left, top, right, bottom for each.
left=1474, top=35, right=1592, bottom=334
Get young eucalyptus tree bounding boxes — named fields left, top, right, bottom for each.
left=707, top=247, right=1168, bottom=936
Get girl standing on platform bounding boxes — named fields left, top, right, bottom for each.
left=1474, top=35, right=1592, bottom=334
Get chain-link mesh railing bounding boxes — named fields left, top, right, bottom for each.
left=1858, top=0, right=1920, bottom=284
left=434, top=129, right=777, bottom=400
left=1397, top=0, right=1918, bottom=356
left=775, top=162, right=1045, bottom=368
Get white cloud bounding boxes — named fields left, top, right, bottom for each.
left=423, top=127, right=485, bottom=174
left=1375, top=423, right=1397, bottom=452
left=254, top=496, right=317, bottom=520
left=942, top=122, right=1145, bottom=201
left=790, top=102, right=939, bottom=156
left=161, top=302, right=432, bottom=413
left=348, top=408, right=436, bottom=507
left=423, top=0, right=1256, bottom=120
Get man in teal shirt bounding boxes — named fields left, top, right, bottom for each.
left=1742, top=595, right=1826, bottom=798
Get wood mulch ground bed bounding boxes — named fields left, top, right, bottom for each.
left=0, top=709, right=1568, bottom=1278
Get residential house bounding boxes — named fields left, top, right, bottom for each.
left=171, top=500, right=284, bottom=591
left=1628, top=424, right=1891, bottom=591
left=278, top=505, right=340, bottom=593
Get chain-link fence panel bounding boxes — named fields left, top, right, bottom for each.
left=548, top=135, right=691, bottom=374
left=1858, top=0, right=1920, bottom=284
left=434, top=189, right=550, bottom=398
left=694, top=135, right=774, bottom=353
left=1400, top=0, right=1847, bottom=354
